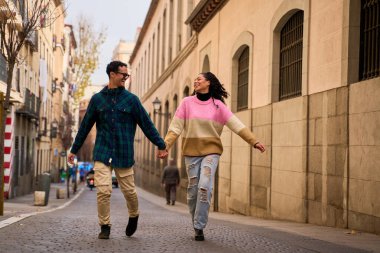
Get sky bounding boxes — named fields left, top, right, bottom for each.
left=65, top=0, right=151, bottom=85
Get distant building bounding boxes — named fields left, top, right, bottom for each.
left=112, top=39, right=135, bottom=90
left=1, top=0, right=68, bottom=197
left=112, top=39, right=135, bottom=63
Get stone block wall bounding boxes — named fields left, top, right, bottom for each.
left=250, top=105, right=272, bottom=218
left=270, top=97, right=308, bottom=222
left=307, top=87, right=348, bottom=228
left=348, top=78, right=380, bottom=234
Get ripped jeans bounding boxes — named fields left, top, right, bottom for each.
left=185, top=154, right=220, bottom=230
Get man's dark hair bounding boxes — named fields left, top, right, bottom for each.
left=106, top=61, right=128, bottom=78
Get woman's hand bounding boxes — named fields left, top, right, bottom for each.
left=254, top=142, right=265, bottom=153
left=157, top=149, right=169, bottom=159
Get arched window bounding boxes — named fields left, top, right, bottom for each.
left=202, top=55, right=210, bottom=72
left=237, top=47, right=249, bottom=111
left=183, top=86, right=190, bottom=97
left=164, top=100, right=170, bottom=135
left=279, top=10, right=304, bottom=100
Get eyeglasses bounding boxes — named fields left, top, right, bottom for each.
left=116, top=72, right=130, bottom=79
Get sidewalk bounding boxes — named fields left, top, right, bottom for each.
left=138, top=187, right=380, bottom=253
left=1, top=184, right=379, bottom=252
left=0, top=182, right=85, bottom=227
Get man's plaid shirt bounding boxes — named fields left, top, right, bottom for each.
left=70, top=86, right=166, bottom=168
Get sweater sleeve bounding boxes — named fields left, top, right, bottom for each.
left=220, top=103, right=258, bottom=146
left=132, top=96, right=166, bottom=150
left=70, top=96, right=97, bottom=154
left=164, top=99, right=186, bottom=149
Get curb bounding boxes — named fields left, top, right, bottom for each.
left=0, top=187, right=85, bottom=229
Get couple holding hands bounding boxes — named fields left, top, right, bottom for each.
left=67, top=61, right=265, bottom=241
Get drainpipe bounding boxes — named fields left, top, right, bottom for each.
left=248, top=108, right=253, bottom=215
left=346, top=84, right=350, bottom=229
left=305, top=0, right=312, bottom=224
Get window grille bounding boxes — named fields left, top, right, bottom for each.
left=279, top=11, right=304, bottom=101
left=237, top=47, right=249, bottom=111
left=359, top=0, right=380, bottom=80
left=0, top=54, right=7, bottom=83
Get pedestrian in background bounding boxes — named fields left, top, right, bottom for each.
left=159, top=72, right=265, bottom=241
left=79, top=167, right=85, bottom=182
left=68, top=61, right=168, bottom=240
left=161, top=159, right=180, bottom=205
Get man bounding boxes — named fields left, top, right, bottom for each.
left=67, top=61, right=168, bottom=239
left=161, top=159, right=180, bottom=205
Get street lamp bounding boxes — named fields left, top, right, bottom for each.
left=152, top=97, right=161, bottom=113
left=152, top=97, right=171, bottom=118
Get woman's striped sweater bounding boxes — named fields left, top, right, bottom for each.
left=164, top=95, right=258, bottom=156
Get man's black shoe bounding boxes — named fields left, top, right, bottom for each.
left=171, top=201, right=175, bottom=205
left=126, top=215, right=139, bottom=237
left=194, top=228, right=204, bottom=241
left=98, top=224, right=111, bottom=239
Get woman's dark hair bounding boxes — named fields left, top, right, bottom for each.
left=193, top=72, right=229, bottom=104
left=106, top=61, right=128, bottom=78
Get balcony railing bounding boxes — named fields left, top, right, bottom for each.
left=25, top=30, right=38, bottom=52
left=16, top=88, right=40, bottom=119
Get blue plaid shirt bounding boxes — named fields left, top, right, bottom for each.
left=71, top=86, right=166, bottom=168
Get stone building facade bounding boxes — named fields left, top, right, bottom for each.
left=129, top=0, right=380, bottom=234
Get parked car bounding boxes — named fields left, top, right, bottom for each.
left=112, top=170, right=118, bottom=188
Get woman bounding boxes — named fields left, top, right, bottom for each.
left=163, top=72, right=265, bottom=241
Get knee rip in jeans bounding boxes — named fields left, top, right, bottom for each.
left=188, top=163, right=196, bottom=170
left=203, top=166, right=211, bottom=177
left=199, top=187, right=208, bottom=202
left=205, top=157, right=214, bottom=166
left=189, top=176, right=197, bottom=187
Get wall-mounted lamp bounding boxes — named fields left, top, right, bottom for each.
left=152, top=97, right=161, bottom=112
left=152, top=97, right=171, bottom=118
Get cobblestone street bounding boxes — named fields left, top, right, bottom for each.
left=0, top=186, right=378, bottom=253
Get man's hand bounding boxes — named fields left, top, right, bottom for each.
left=157, top=149, right=168, bottom=159
left=254, top=142, right=266, bottom=153
left=67, top=153, right=76, bottom=166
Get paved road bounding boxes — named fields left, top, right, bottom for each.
left=0, top=188, right=374, bottom=253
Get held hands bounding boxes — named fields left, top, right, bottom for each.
left=157, top=149, right=169, bottom=159
left=254, top=142, right=266, bottom=153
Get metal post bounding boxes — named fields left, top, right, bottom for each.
left=73, top=157, right=77, bottom=194
left=66, top=165, right=70, bottom=199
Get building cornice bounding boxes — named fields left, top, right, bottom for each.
left=141, top=34, right=198, bottom=103
left=185, top=0, right=229, bottom=33
left=129, top=0, right=159, bottom=64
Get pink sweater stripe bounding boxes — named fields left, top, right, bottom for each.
left=174, top=96, right=233, bottom=125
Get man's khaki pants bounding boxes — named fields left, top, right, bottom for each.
left=94, top=161, right=139, bottom=225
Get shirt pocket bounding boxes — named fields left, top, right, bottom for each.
left=116, top=106, right=132, bottom=123
left=97, top=106, right=110, bottom=122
